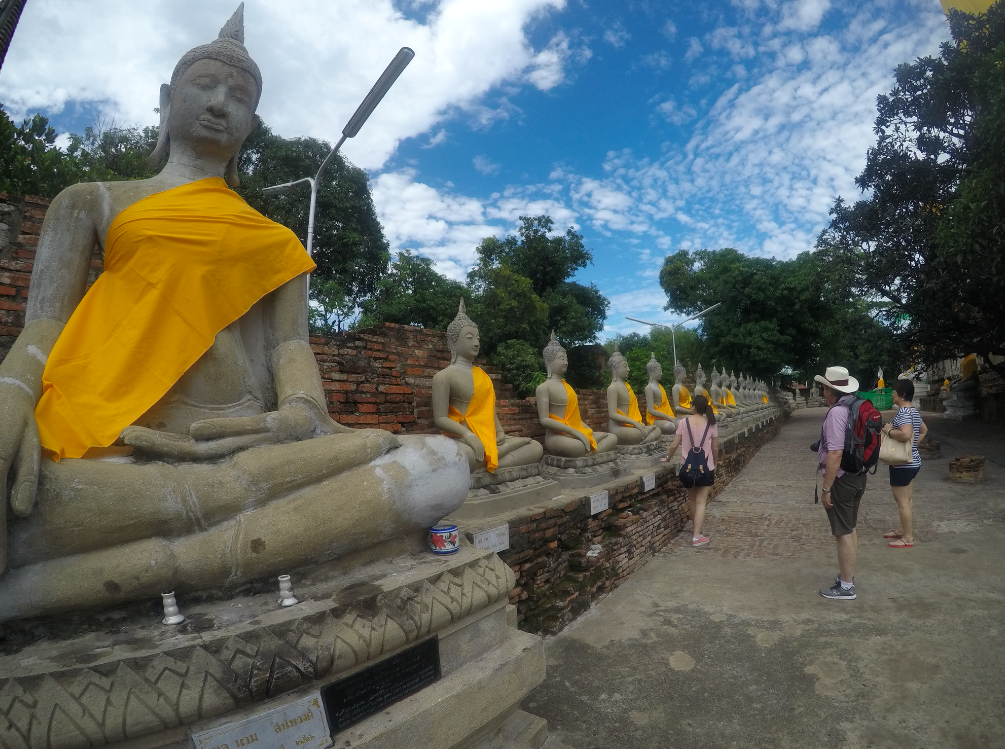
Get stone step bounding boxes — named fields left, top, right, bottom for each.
left=500, top=709, right=549, bottom=748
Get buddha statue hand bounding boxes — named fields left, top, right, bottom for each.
left=462, top=430, right=486, bottom=461
left=0, top=381, right=41, bottom=521
left=122, top=396, right=351, bottom=462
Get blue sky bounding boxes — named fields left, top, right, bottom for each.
left=1, top=0, right=950, bottom=337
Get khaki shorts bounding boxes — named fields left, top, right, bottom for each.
left=823, top=472, right=867, bottom=536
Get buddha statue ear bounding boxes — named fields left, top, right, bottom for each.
left=225, top=156, right=241, bottom=188
left=147, top=84, right=172, bottom=168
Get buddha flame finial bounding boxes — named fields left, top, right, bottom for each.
left=219, top=3, right=245, bottom=43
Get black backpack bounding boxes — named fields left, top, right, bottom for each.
left=841, top=397, right=883, bottom=475
left=678, top=419, right=715, bottom=488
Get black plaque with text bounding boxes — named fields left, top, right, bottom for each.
left=321, top=636, right=441, bottom=733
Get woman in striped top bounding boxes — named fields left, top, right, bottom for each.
left=881, top=378, right=928, bottom=548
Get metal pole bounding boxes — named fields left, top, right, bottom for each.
left=306, top=134, right=347, bottom=258
left=672, top=326, right=677, bottom=368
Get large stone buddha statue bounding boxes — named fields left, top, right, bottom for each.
left=709, top=367, right=733, bottom=420
left=694, top=363, right=718, bottom=416
left=432, top=300, right=544, bottom=471
left=0, top=8, right=468, bottom=622
left=536, top=332, right=617, bottom=457
left=672, top=361, right=694, bottom=417
left=643, top=353, right=677, bottom=434
left=606, top=344, right=661, bottom=445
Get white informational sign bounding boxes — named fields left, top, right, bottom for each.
left=590, top=490, right=609, bottom=515
left=642, top=473, right=656, bottom=492
left=473, top=524, right=510, bottom=553
left=190, top=693, right=331, bottom=749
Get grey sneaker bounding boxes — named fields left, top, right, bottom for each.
left=820, top=581, right=856, bottom=600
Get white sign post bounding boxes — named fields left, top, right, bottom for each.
left=190, top=693, right=331, bottom=749
left=642, top=473, right=656, bottom=492
left=472, top=524, right=510, bottom=553
left=589, top=490, right=609, bottom=515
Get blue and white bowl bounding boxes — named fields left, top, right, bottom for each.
left=429, top=524, right=459, bottom=554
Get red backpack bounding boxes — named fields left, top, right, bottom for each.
left=841, top=397, right=883, bottom=475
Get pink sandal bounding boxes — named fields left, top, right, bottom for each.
left=888, top=538, right=914, bottom=548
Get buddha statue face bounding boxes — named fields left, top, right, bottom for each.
left=543, top=333, right=568, bottom=377
left=455, top=325, right=480, bottom=361
left=695, top=364, right=705, bottom=391
left=646, top=353, right=662, bottom=383
left=608, top=346, right=629, bottom=381
left=167, top=58, right=259, bottom=163
left=674, top=363, right=686, bottom=384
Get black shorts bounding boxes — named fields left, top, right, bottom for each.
left=889, top=465, right=921, bottom=486
left=825, top=472, right=867, bottom=537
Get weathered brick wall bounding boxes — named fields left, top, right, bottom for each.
left=501, top=418, right=784, bottom=634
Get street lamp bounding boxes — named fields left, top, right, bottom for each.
left=626, top=302, right=721, bottom=367
left=262, top=46, right=415, bottom=257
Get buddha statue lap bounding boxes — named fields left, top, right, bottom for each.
left=432, top=301, right=544, bottom=474
left=536, top=332, right=618, bottom=457
left=606, top=344, right=661, bottom=445
left=0, top=10, right=469, bottom=622
left=642, top=353, right=677, bottom=435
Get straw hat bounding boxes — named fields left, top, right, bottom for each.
left=814, top=366, right=859, bottom=394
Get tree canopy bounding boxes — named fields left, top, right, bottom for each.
left=817, top=3, right=1005, bottom=375
left=659, top=247, right=907, bottom=385
left=0, top=109, right=83, bottom=197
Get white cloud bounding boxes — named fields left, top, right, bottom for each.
left=684, top=37, right=704, bottom=63
left=657, top=99, right=697, bottom=125
left=778, top=0, right=832, bottom=33
left=0, top=0, right=569, bottom=170
left=640, top=51, right=672, bottom=71
left=473, top=155, right=501, bottom=175
left=663, top=20, right=678, bottom=40
left=603, top=22, right=630, bottom=48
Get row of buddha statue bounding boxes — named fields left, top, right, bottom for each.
left=432, top=301, right=774, bottom=470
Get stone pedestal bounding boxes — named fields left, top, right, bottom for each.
left=453, top=464, right=561, bottom=521
left=0, top=546, right=551, bottom=749
left=949, top=455, right=985, bottom=483
left=918, top=438, right=941, bottom=460
left=615, top=440, right=664, bottom=469
left=540, top=450, right=631, bottom=489
left=943, top=391, right=981, bottom=420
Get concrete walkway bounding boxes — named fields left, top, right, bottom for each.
left=523, top=408, right=1005, bottom=749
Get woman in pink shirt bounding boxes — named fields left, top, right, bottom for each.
left=661, top=394, right=719, bottom=547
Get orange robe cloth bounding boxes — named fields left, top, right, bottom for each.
left=35, top=178, right=315, bottom=460
left=447, top=365, right=499, bottom=472
left=701, top=388, right=719, bottom=415
left=961, top=354, right=978, bottom=381
left=549, top=380, right=597, bottom=451
left=645, top=384, right=675, bottom=425
left=616, top=382, right=643, bottom=425
left=761, top=393, right=768, bottom=404
left=678, top=384, right=692, bottom=411
left=727, top=391, right=736, bottom=407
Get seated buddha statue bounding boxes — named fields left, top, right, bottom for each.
left=606, top=344, right=662, bottom=445
left=643, top=353, right=677, bottom=435
left=694, top=363, right=719, bottom=417
left=709, top=367, right=733, bottom=420
left=536, top=332, right=617, bottom=457
left=0, top=9, right=468, bottom=622
left=951, top=354, right=981, bottom=392
left=432, top=301, right=544, bottom=472
left=877, top=368, right=885, bottom=389
left=728, top=371, right=753, bottom=414
left=672, top=362, right=694, bottom=417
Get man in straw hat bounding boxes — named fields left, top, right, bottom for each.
left=814, top=366, right=865, bottom=600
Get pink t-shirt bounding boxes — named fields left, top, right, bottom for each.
left=677, top=417, right=718, bottom=470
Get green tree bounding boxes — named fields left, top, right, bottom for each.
left=237, top=120, right=390, bottom=309
left=817, top=3, right=1005, bottom=375
left=66, top=122, right=158, bottom=181
left=0, top=107, right=83, bottom=197
left=360, top=251, right=470, bottom=331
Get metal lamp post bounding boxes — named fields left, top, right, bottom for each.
left=626, top=302, right=721, bottom=367
left=262, top=46, right=415, bottom=257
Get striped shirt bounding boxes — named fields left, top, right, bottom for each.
left=891, top=406, right=923, bottom=468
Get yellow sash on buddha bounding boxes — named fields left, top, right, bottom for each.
left=616, top=382, right=643, bottom=425
left=447, top=365, right=499, bottom=472
left=877, top=378, right=885, bottom=389
left=548, top=380, right=597, bottom=451
left=678, top=384, right=692, bottom=410
left=762, top=393, right=768, bottom=404
left=961, top=354, right=978, bottom=381
left=727, top=391, right=736, bottom=406
left=645, top=384, right=675, bottom=425
left=702, top=388, right=719, bottom=415
left=35, top=178, right=315, bottom=460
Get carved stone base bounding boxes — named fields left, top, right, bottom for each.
left=615, top=440, right=664, bottom=469
left=943, top=391, right=981, bottom=420
left=0, top=546, right=545, bottom=749
left=539, top=450, right=631, bottom=489
left=453, top=466, right=562, bottom=521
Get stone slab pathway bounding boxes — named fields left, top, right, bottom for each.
left=523, top=408, right=1005, bottom=749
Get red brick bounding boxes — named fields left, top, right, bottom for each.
left=16, top=234, right=38, bottom=246
left=358, top=404, right=378, bottom=413
left=0, top=299, right=26, bottom=311
left=356, top=414, right=379, bottom=424
left=0, top=285, right=15, bottom=296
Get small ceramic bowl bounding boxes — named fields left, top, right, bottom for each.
left=429, top=524, right=459, bottom=554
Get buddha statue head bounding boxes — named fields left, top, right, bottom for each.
left=447, top=298, right=480, bottom=363
left=728, top=370, right=736, bottom=390
left=646, top=352, right=663, bottom=383
left=543, top=331, right=568, bottom=378
left=695, top=362, right=706, bottom=392
left=608, top=342, right=628, bottom=381
left=711, top=366, right=720, bottom=389
left=673, top=361, right=687, bottom=386
left=149, top=4, right=263, bottom=187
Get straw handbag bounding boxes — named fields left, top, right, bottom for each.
left=879, top=434, right=912, bottom=465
